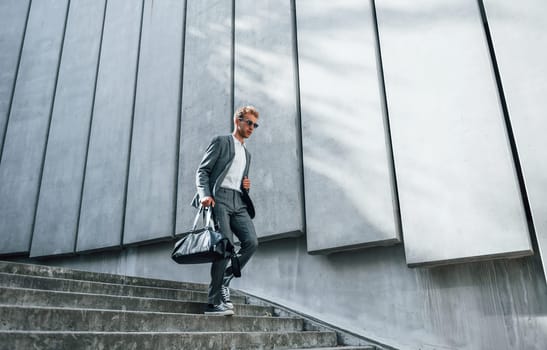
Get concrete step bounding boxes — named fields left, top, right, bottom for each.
left=0, top=272, right=246, bottom=304
left=287, top=348, right=377, bottom=350
left=0, top=286, right=272, bottom=316
left=0, top=330, right=338, bottom=350
left=0, top=261, right=377, bottom=349
left=0, top=305, right=303, bottom=332
left=0, top=260, right=208, bottom=291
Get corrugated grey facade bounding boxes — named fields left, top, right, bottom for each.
left=1, top=0, right=546, bottom=349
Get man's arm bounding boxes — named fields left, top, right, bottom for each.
left=196, top=137, right=221, bottom=206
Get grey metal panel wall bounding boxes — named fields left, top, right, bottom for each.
left=0, top=0, right=69, bottom=255
left=123, top=0, right=184, bottom=245
left=482, top=0, right=547, bottom=279
left=234, top=0, right=304, bottom=240
left=0, top=0, right=29, bottom=158
left=76, top=0, right=144, bottom=252
left=30, top=0, right=106, bottom=258
left=375, top=0, right=532, bottom=266
left=296, top=0, right=399, bottom=253
left=175, top=0, right=233, bottom=234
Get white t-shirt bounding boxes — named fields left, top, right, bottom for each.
left=220, top=135, right=246, bottom=192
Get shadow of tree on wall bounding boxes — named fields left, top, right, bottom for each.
left=295, top=0, right=399, bottom=251
left=233, top=0, right=304, bottom=239
left=376, top=0, right=534, bottom=265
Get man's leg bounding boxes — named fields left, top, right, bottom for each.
left=208, top=254, right=230, bottom=305
left=230, top=209, right=258, bottom=269
left=223, top=195, right=258, bottom=285
left=208, top=191, right=233, bottom=308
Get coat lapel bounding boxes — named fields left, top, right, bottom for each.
left=228, top=134, right=235, bottom=160
left=243, top=148, right=251, bottom=177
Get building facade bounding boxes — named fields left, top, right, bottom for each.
left=0, top=0, right=546, bottom=349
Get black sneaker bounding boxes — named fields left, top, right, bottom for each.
left=204, top=303, right=234, bottom=316
left=220, top=285, right=234, bottom=309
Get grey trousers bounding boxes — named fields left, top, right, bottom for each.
left=209, top=188, right=258, bottom=305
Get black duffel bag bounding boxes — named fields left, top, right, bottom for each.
left=171, top=206, right=233, bottom=264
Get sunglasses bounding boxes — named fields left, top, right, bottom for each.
left=239, top=118, right=259, bottom=128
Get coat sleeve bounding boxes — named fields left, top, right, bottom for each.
left=196, top=136, right=221, bottom=200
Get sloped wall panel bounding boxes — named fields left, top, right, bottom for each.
left=375, top=0, right=532, bottom=266
left=30, top=0, right=106, bottom=258
left=482, top=0, right=547, bottom=279
left=76, top=0, right=144, bottom=252
left=0, top=0, right=30, bottom=158
left=234, top=0, right=304, bottom=240
left=175, top=0, right=233, bottom=234
left=123, top=0, right=184, bottom=245
left=0, top=0, right=69, bottom=255
left=296, top=0, right=400, bottom=253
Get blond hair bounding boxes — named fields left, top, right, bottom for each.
left=234, top=105, right=259, bottom=120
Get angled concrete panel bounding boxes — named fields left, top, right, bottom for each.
left=234, top=0, right=304, bottom=240
left=296, top=0, right=399, bottom=253
left=123, top=0, right=184, bottom=245
left=175, top=0, right=233, bottom=234
left=375, top=0, right=533, bottom=266
left=482, top=0, right=547, bottom=279
left=30, top=0, right=106, bottom=257
left=0, top=0, right=69, bottom=255
left=0, top=0, right=30, bottom=158
left=76, top=0, right=144, bottom=252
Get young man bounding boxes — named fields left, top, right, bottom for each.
left=192, top=106, right=260, bottom=316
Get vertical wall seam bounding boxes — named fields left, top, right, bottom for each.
left=173, top=0, right=188, bottom=237
left=121, top=0, right=145, bottom=247
left=230, top=0, right=235, bottom=127
left=477, top=0, right=538, bottom=254
left=30, top=0, right=72, bottom=253
left=290, top=0, right=307, bottom=235
left=74, top=0, right=108, bottom=253
left=0, top=0, right=33, bottom=165
left=371, top=0, right=403, bottom=242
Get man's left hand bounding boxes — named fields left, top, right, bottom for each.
left=242, top=176, right=251, bottom=191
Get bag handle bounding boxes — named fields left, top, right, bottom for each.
left=204, top=207, right=215, bottom=229
left=191, top=206, right=203, bottom=231
left=191, top=205, right=216, bottom=231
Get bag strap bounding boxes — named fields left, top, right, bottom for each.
left=192, top=205, right=216, bottom=231
left=204, top=207, right=215, bottom=229
left=191, top=206, right=204, bottom=231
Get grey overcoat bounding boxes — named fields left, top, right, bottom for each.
left=192, top=135, right=255, bottom=217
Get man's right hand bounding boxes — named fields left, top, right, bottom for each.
left=200, top=196, right=215, bottom=207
